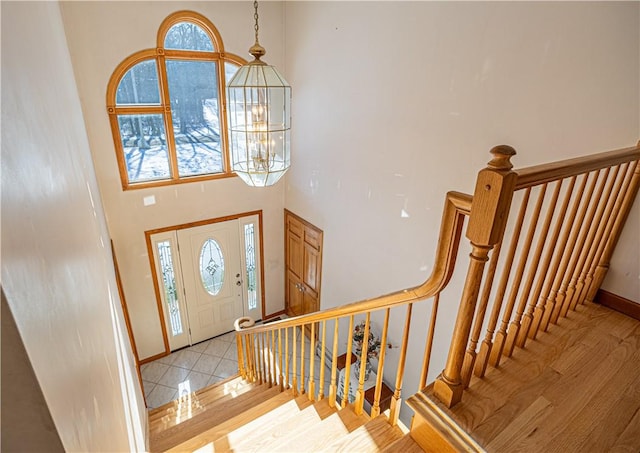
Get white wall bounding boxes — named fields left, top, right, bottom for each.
left=284, top=1, right=639, bottom=421
left=1, top=2, right=145, bottom=450
left=60, top=1, right=287, bottom=360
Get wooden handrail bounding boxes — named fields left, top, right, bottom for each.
left=239, top=191, right=471, bottom=334
left=436, top=141, right=640, bottom=409
left=514, top=144, right=640, bottom=189
left=236, top=142, right=640, bottom=422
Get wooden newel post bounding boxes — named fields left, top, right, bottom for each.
left=434, top=145, right=517, bottom=408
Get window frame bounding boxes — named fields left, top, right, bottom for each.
left=106, top=11, right=247, bottom=190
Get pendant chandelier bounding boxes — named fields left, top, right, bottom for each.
left=227, top=0, right=292, bottom=187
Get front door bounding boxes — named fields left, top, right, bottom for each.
left=177, top=221, right=245, bottom=344
left=149, top=214, right=263, bottom=352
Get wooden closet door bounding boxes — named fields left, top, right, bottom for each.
left=285, top=210, right=323, bottom=317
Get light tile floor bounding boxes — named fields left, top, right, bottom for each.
left=141, top=328, right=333, bottom=409
left=141, top=330, right=239, bottom=408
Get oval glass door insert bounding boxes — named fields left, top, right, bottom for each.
left=200, top=238, right=225, bottom=295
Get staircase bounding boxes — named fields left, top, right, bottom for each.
left=147, top=142, right=640, bottom=452
left=149, top=375, right=422, bottom=452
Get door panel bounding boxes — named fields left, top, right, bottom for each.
left=288, top=231, right=303, bottom=280
left=304, top=244, right=320, bottom=295
left=287, top=271, right=304, bottom=316
left=285, top=211, right=323, bottom=318
left=178, top=221, right=244, bottom=344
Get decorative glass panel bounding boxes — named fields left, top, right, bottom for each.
left=166, top=60, right=223, bottom=177
left=117, top=114, right=170, bottom=183
left=164, top=22, right=214, bottom=51
left=116, top=60, right=160, bottom=105
left=157, top=241, right=183, bottom=336
left=244, top=224, right=257, bottom=310
left=200, top=239, right=225, bottom=295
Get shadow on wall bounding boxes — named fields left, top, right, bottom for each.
left=1, top=288, right=64, bottom=452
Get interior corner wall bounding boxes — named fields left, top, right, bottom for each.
left=59, top=1, right=287, bottom=360
left=283, top=1, right=640, bottom=422
left=1, top=2, right=145, bottom=450
left=1, top=289, right=64, bottom=453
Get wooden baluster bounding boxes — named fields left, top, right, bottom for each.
left=487, top=189, right=530, bottom=369
left=354, top=313, right=371, bottom=416
left=462, top=241, right=502, bottom=387
left=236, top=332, right=246, bottom=379
left=575, top=164, right=628, bottom=306
left=248, top=333, right=256, bottom=382
left=586, top=158, right=640, bottom=300
left=265, top=332, right=272, bottom=387
left=300, top=324, right=306, bottom=395
left=256, top=333, right=263, bottom=385
left=248, top=334, right=255, bottom=382
left=549, top=171, right=599, bottom=324
left=503, top=185, right=547, bottom=357
left=570, top=165, right=620, bottom=311
left=271, top=330, right=276, bottom=387
left=278, top=328, right=284, bottom=391
left=434, top=146, right=517, bottom=408
left=559, top=169, right=610, bottom=317
left=538, top=175, right=584, bottom=332
left=329, top=318, right=339, bottom=408
left=318, top=320, right=327, bottom=401
left=390, top=303, right=413, bottom=425
left=342, top=315, right=355, bottom=409
left=528, top=176, right=577, bottom=340
left=420, top=297, right=438, bottom=388
left=285, top=327, right=290, bottom=390
left=308, top=322, right=316, bottom=401
left=516, top=181, right=563, bottom=347
left=372, top=308, right=391, bottom=418
left=292, top=326, right=298, bottom=396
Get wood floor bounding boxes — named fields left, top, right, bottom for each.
left=426, top=301, right=640, bottom=452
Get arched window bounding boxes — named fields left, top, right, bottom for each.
left=106, top=11, right=246, bottom=189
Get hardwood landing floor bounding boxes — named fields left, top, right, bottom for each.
left=441, top=301, right=640, bottom=452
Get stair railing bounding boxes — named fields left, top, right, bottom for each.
left=433, top=142, right=640, bottom=407
left=235, top=190, right=472, bottom=425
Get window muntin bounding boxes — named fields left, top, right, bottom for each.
left=107, top=11, right=246, bottom=190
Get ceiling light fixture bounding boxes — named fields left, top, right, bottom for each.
left=227, top=0, right=292, bottom=187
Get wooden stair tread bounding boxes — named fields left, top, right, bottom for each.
left=271, top=401, right=370, bottom=452
left=149, top=383, right=281, bottom=452
left=148, top=374, right=250, bottom=422
left=220, top=396, right=342, bottom=452
left=381, top=433, right=426, bottom=453
left=320, top=415, right=405, bottom=452
left=167, top=389, right=298, bottom=452
left=149, top=378, right=258, bottom=433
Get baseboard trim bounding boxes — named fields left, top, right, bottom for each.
left=594, top=289, right=640, bottom=321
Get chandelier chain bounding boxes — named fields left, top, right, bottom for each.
left=253, top=0, right=259, bottom=44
